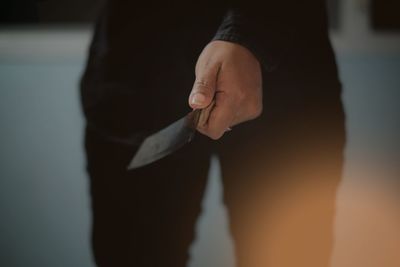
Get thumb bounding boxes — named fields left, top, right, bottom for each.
left=189, top=63, right=220, bottom=109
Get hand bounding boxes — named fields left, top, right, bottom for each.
left=188, top=40, right=263, bottom=140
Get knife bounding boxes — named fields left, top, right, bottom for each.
left=127, top=100, right=214, bottom=169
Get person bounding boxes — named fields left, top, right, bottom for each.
left=80, top=1, right=345, bottom=266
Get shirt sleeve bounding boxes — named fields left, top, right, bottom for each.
left=213, top=1, right=303, bottom=72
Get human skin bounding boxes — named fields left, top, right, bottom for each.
left=188, top=40, right=263, bottom=139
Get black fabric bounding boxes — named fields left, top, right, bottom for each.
left=0, top=0, right=38, bottom=23
left=85, top=127, right=213, bottom=267
left=80, top=0, right=330, bottom=142
left=81, top=1, right=346, bottom=266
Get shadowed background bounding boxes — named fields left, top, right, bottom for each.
left=1, top=0, right=399, bottom=266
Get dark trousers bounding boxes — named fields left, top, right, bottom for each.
left=84, top=56, right=345, bottom=267
left=85, top=128, right=212, bottom=267
left=86, top=78, right=343, bottom=267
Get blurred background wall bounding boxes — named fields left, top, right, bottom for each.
left=0, top=0, right=399, bottom=266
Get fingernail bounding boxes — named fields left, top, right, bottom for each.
left=191, top=93, right=206, bottom=105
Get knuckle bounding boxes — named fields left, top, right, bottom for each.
left=195, top=78, right=211, bottom=87
left=209, top=131, right=223, bottom=140
left=248, top=102, right=263, bottom=119
left=199, top=126, right=223, bottom=140
left=193, top=79, right=214, bottom=94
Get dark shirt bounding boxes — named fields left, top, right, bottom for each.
left=81, top=0, right=335, bottom=144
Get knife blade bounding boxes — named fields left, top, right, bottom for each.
left=127, top=101, right=214, bottom=169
